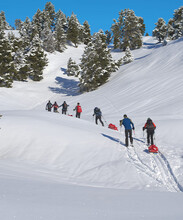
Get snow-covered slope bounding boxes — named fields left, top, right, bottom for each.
left=0, top=36, right=183, bottom=219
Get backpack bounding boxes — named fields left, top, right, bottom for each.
left=77, top=105, right=82, bottom=113
left=94, top=107, right=101, bottom=116
left=146, top=119, right=155, bottom=130
left=47, top=102, right=52, bottom=109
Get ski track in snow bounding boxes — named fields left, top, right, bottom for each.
left=122, top=137, right=183, bottom=192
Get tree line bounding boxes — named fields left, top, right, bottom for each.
left=0, top=2, right=182, bottom=90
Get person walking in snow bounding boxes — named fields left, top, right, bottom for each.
left=73, top=103, right=82, bottom=118
left=93, top=107, right=104, bottom=126
left=143, top=118, right=156, bottom=146
left=60, top=101, right=69, bottom=115
left=120, top=114, right=135, bottom=147
left=52, top=101, right=59, bottom=113
left=46, top=100, right=52, bottom=112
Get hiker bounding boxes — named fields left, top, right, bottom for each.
left=52, top=101, right=59, bottom=113
left=45, top=100, right=52, bottom=112
left=93, top=107, right=104, bottom=126
left=73, top=103, right=82, bottom=118
left=143, top=118, right=156, bottom=146
left=120, top=114, right=135, bottom=147
left=60, top=101, right=69, bottom=115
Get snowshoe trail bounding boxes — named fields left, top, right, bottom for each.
left=125, top=138, right=183, bottom=192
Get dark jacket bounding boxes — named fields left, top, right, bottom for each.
left=143, top=119, right=156, bottom=131
left=93, top=107, right=102, bottom=117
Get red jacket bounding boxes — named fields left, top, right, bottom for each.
left=76, top=105, right=82, bottom=113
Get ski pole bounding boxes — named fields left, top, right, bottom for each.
left=102, top=115, right=108, bottom=126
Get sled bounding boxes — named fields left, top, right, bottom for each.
left=148, top=144, right=158, bottom=153
left=68, top=114, right=73, bottom=117
left=108, top=123, right=118, bottom=131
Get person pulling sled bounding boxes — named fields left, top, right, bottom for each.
left=73, top=103, right=82, bottom=118
left=93, top=107, right=104, bottom=126
left=120, top=114, right=135, bottom=147
left=143, top=118, right=156, bottom=146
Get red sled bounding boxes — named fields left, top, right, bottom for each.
left=148, top=145, right=158, bottom=153
left=108, top=123, right=118, bottom=131
left=68, top=114, right=73, bottom=117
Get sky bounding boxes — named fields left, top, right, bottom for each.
left=1, top=0, right=183, bottom=35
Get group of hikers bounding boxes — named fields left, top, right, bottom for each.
left=46, top=100, right=82, bottom=118
left=120, top=114, right=156, bottom=147
left=45, top=101, right=156, bottom=147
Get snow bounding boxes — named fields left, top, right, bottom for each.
left=0, top=36, right=183, bottom=219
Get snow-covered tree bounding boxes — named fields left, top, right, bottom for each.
left=82, top=21, right=91, bottom=45
left=0, top=11, right=11, bottom=30
left=19, top=17, right=33, bottom=48
left=172, top=6, right=183, bottom=39
left=111, top=9, right=143, bottom=50
left=15, top=19, right=23, bottom=30
left=54, top=14, right=67, bottom=52
left=111, top=19, right=121, bottom=49
left=167, top=18, right=175, bottom=40
left=105, top=30, right=112, bottom=45
left=138, top=17, right=146, bottom=36
left=26, top=34, right=48, bottom=81
left=122, top=46, right=134, bottom=64
left=55, top=10, right=67, bottom=31
left=0, top=30, right=14, bottom=87
left=79, top=30, right=122, bottom=92
left=32, top=9, right=44, bottom=37
left=41, top=21, right=55, bottom=52
left=44, top=1, right=56, bottom=31
left=8, top=33, right=29, bottom=81
left=67, top=57, right=79, bottom=76
left=67, top=12, right=80, bottom=47
left=152, top=18, right=167, bottom=42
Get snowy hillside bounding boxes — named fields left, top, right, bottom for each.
left=0, top=36, right=183, bottom=219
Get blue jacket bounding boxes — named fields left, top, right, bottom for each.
left=120, top=118, right=134, bottom=130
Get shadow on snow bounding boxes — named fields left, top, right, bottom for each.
left=49, top=76, right=80, bottom=96
left=101, top=133, right=126, bottom=147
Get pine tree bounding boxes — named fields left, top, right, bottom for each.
left=67, top=12, right=80, bottom=47
left=79, top=30, right=122, bottom=92
left=8, top=33, right=28, bottom=81
left=138, top=17, right=146, bottom=36
left=167, top=18, right=175, bottom=40
left=32, top=9, right=44, bottom=37
left=152, top=18, right=167, bottom=42
left=19, top=17, right=33, bottom=48
left=82, top=21, right=91, bottom=45
left=122, top=46, right=134, bottom=64
left=26, top=34, right=48, bottom=81
left=15, top=19, right=23, bottom=30
left=111, top=9, right=143, bottom=50
left=67, top=57, right=79, bottom=76
left=111, top=19, right=121, bottom=49
left=121, top=9, right=143, bottom=50
left=44, top=2, right=56, bottom=31
left=54, top=15, right=67, bottom=52
left=0, top=30, right=14, bottom=87
left=55, top=10, right=67, bottom=31
left=105, top=30, right=112, bottom=45
left=172, top=6, right=183, bottom=39
left=41, top=21, right=55, bottom=52
left=0, top=11, right=11, bottom=30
